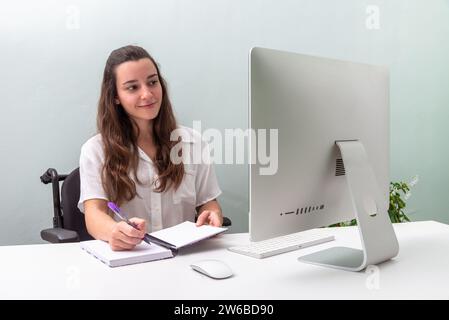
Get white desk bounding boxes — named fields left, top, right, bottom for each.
left=0, top=221, right=448, bottom=299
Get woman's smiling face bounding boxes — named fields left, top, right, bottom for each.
left=114, top=58, right=163, bottom=124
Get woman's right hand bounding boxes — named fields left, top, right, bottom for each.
left=108, top=217, right=147, bottom=251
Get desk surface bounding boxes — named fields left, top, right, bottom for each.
left=1, top=221, right=448, bottom=299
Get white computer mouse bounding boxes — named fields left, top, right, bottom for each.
left=190, top=259, right=233, bottom=279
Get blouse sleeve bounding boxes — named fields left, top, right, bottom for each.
left=194, top=137, right=222, bottom=207
left=77, top=137, right=108, bottom=213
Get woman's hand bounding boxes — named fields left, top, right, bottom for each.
left=108, top=217, right=147, bottom=251
left=196, top=210, right=223, bottom=227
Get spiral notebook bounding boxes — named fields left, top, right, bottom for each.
left=80, top=240, right=173, bottom=267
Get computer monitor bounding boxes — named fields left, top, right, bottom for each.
left=249, top=47, right=399, bottom=271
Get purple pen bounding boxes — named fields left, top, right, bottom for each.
left=107, top=201, right=152, bottom=245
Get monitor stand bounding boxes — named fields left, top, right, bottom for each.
left=298, top=140, right=399, bottom=271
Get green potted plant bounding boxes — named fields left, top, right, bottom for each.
left=388, top=181, right=412, bottom=223
left=329, top=177, right=416, bottom=227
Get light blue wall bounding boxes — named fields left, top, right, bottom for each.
left=0, top=0, right=447, bottom=245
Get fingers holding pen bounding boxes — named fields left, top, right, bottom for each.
left=107, top=202, right=148, bottom=250
left=128, top=217, right=147, bottom=235
left=109, top=221, right=144, bottom=251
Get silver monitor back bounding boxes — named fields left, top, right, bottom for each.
left=249, top=47, right=389, bottom=242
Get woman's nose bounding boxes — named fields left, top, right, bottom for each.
left=141, top=87, right=154, bottom=100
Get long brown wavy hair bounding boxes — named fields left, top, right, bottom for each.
left=97, top=45, right=184, bottom=206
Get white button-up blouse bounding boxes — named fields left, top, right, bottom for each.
left=77, top=126, right=222, bottom=232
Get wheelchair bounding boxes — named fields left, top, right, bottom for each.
left=40, top=168, right=231, bottom=243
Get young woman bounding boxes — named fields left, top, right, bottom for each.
left=78, top=45, right=223, bottom=251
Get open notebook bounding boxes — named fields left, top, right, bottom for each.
left=81, top=221, right=227, bottom=267
left=147, top=221, right=228, bottom=251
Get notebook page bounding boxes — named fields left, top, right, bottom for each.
left=149, top=221, right=227, bottom=248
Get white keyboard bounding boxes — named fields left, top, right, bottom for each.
left=228, top=229, right=335, bottom=259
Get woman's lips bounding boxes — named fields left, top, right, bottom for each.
left=138, top=102, right=157, bottom=108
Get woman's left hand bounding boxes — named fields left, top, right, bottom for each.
left=196, top=210, right=223, bottom=227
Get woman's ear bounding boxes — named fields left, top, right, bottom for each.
left=115, top=98, right=120, bottom=105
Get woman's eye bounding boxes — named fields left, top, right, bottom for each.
left=148, top=80, right=158, bottom=86
left=127, top=85, right=137, bottom=91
